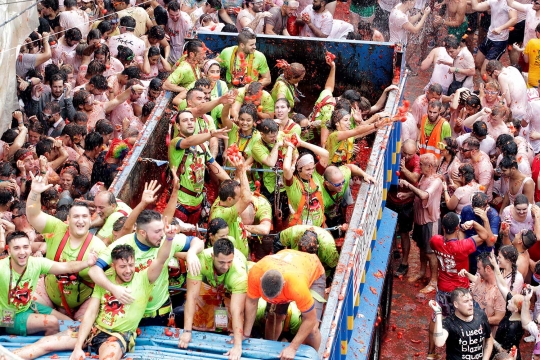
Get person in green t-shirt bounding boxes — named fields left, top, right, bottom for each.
left=251, top=119, right=290, bottom=229
left=179, top=238, right=248, bottom=360
left=2, top=231, right=97, bottom=340
left=26, top=173, right=106, bottom=320
left=164, top=39, right=206, bottom=103
left=14, top=230, right=174, bottom=360
left=283, top=135, right=329, bottom=227
left=276, top=225, right=339, bottom=271
left=313, top=55, right=336, bottom=147
left=274, top=98, right=301, bottom=137
left=241, top=193, right=272, bottom=236
left=271, top=61, right=306, bottom=111
left=218, top=29, right=271, bottom=88
left=88, top=209, right=205, bottom=327
left=325, top=109, right=387, bottom=165
left=321, top=164, right=375, bottom=229
left=168, top=110, right=230, bottom=225
left=92, top=191, right=132, bottom=245
left=209, top=156, right=253, bottom=258
left=230, top=81, right=275, bottom=122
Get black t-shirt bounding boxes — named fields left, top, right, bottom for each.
left=91, top=151, right=119, bottom=189
left=42, top=15, right=60, bottom=31
left=443, top=308, right=492, bottom=360
left=495, top=293, right=523, bottom=360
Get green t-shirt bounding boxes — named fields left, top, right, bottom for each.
left=235, top=88, right=275, bottom=114
left=255, top=298, right=301, bottom=335
left=92, top=270, right=153, bottom=333
left=218, top=46, right=270, bottom=86
left=279, top=225, right=339, bottom=270
left=177, top=80, right=227, bottom=127
left=251, top=134, right=287, bottom=194
left=195, top=114, right=217, bottom=135
left=326, top=131, right=354, bottom=165
left=423, top=120, right=452, bottom=141
left=187, top=248, right=248, bottom=294
left=320, top=165, right=352, bottom=219
left=98, top=232, right=189, bottom=314
left=271, top=77, right=295, bottom=110
left=252, top=194, right=272, bottom=224
left=42, top=216, right=106, bottom=309
left=285, top=176, right=325, bottom=227
left=97, top=202, right=132, bottom=243
left=209, top=200, right=248, bottom=258
left=312, top=89, right=335, bottom=126
left=227, top=124, right=261, bottom=161
left=0, top=257, right=54, bottom=314
left=167, top=59, right=201, bottom=89
left=168, top=137, right=214, bottom=207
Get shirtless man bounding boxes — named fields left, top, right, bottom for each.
left=434, top=0, right=468, bottom=43
left=486, top=60, right=529, bottom=133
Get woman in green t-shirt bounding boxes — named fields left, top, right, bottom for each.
left=203, top=59, right=229, bottom=127
left=271, top=62, right=306, bottom=111
left=325, top=108, right=386, bottom=165
left=274, top=98, right=301, bottom=137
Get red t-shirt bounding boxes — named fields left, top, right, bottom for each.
left=531, top=155, right=540, bottom=203
left=388, top=154, right=421, bottom=205
left=430, top=235, right=476, bottom=293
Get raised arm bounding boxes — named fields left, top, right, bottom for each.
left=297, top=135, right=329, bottom=167
left=506, top=0, right=528, bottom=12
left=323, top=55, right=336, bottom=93
left=231, top=156, right=253, bottom=215
left=104, top=84, right=144, bottom=113
left=147, top=219, right=175, bottom=283
left=119, top=181, right=162, bottom=238
left=370, top=85, right=399, bottom=115
left=489, top=252, right=511, bottom=303
left=471, top=0, right=490, bottom=12
left=463, top=108, right=489, bottom=128
left=26, top=173, right=53, bottom=233
left=429, top=300, right=449, bottom=347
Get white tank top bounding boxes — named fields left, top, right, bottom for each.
left=430, top=48, right=454, bottom=91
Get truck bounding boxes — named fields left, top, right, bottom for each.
left=0, top=33, right=406, bottom=360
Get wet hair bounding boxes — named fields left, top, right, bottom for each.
left=463, top=137, right=480, bottom=150
left=485, top=80, right=500, bottom=91
left=477, top=252, right=494, bottom=271
left=428, top=99, right=443, bottom=110
left=55, top=205, right=70, bottom=221
left=358, top=97, right=372, bottom=112
left=492, top=104, right=511, bottom=120
left=239, top=103, right=258, bottom=122
left=142, top=102, right=155, bottom=118
left=167, top=0, right=181, bottom=11
left=357, top=20, right=373, bottom=35
left=154, top=5, right=169, bottom=26
left=148, top=46, right=161, bottom=58
left=6, top=230, right=29, bottom=245
left=111, top=244, right=135, bottom=261
left=194, top=78, right=212, bottom=89
left=341, top=90, right=361, bottom=107
left=261, top=269, right=283, bottom=298
left=218, top=179, right=240, bottom=201
left=327, top=108, right=349, bottom=131
left=97, top=21, right=113, bottom=37
left=427, top=83, right=443, bottom=95
left=73, top=112, right=88, bottom=126
left=458, top=163, right=476, bottom=184
left=65, top=28, right=82, bottom=42
left=472, top=121, right=488, bottom=137
left=292, top=113, right=307, bottom=125
left=471, top=192, right=489, bottom=208
left=514, top=194, right=529, bottom=206
left=334, top=98, right=352, bottom=113
left=522, top=229, right=537, bottom=249
left=149, top=78, right=163, bottom=91
left=87, top=29, right=101, bottom=44
left=36, top=138, right=54, bottom=157
left=41, top=187, right=58, bottom=207
left=1, top=129, right=17, bottom=144
left=41, top=0, right=58, bottom=11
left=275, top=98, right=290, bottom=109
left=95, top=119, right=114, bottom=136
left=73, top=89, right=91, bottom=109
left=73, top=175, right=90, bottom=194
left=117, top=45, right=135, bottom=63
left=442, top=212, right=460, bottom=234
left=185, top=39, right=203, bottom=57
left=257, top=119, right=278, bottom=134
left=94, top=43, right=110, bottom=60
left=500, top=155, right=518, bottom=170
left=207, top=217, right=229, bottom=242
left=298, top=230, right=319, bottom=254
left=120, top=16, right=136, bottom=31
left=44, top=101, right=61, bottom=114
left=113, top=216, right=127, bottom=232
left=222, top=24, right=238, bottom=33
left=0, top=162, right=15, bottom=178
left=442, top=137, right=458, bottom=157
left=186, top=87, right=204, bottom=102
left=44, top=63, right=60, bottom=84
left=87, top=61, right=106, bottom=77
left=64, top=0, right=76, bottom=7
left=10, top=200, right=26, bottom=216
left=499, top=245, right=518, bottom=292
left=282, top=63, right=305, bottom=82
left=136, top=209, right=162, bottom=229
left=0, top=188, right=14, bottom=206
left=62, top=124, right=85, bottom=141
left=148, top=26, right=166, bottom=41
left=213, top=237, right=235, bottom=257
left=486, top=60, right=504, bottom=74
left=238, top=28, right=256, bottom=45
left=501, top=141, right=518, bottom=156
left=96, top=191, right=117, bottom=206
left=122, top=66, right=141, bottom=80
left=496, top=134, right=514, bottom=149
left=84, top=132, right=103, bottom=151
left=444, top=35, right=460, bottom=50
left=466, top=94, right=481, bottom=109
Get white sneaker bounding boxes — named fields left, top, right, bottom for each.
left=525, top=335, right=535, bottom=343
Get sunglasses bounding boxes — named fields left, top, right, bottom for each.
left=301, top=126, right=310, bottom=131
left=42, top=112, right=58, bottom=120
left=12, top=213, right=25, bottom=219
left=460, top=148, right=472, bottom=153
left=485, top=90, right=498, bottom=95
left=326, top=179, right=345, bottom=187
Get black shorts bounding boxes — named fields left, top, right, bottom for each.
left=508, top=19, right=526, bottom=45
left=412, top=220, right=441, bottom=254
left=466, top=12, right=478, bottom=33
left=478, top=37, right=507, bottom=60
left=385, top=200, right=414, bottom=233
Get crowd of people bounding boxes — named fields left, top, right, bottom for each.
left=8, top=0, right=540, bottom=357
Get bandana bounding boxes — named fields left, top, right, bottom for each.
left=296, top=154, right=314, bottom=168
left=203, top=59, right=220, bottom=75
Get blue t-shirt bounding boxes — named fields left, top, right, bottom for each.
left=461, top=205, right=500, bottom=273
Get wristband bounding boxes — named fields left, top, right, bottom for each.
left=183, top=330, right=192, bottom=333
left=166, top=237, right=174, bottom=241
left=455, top=67, right=459, bottom=73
